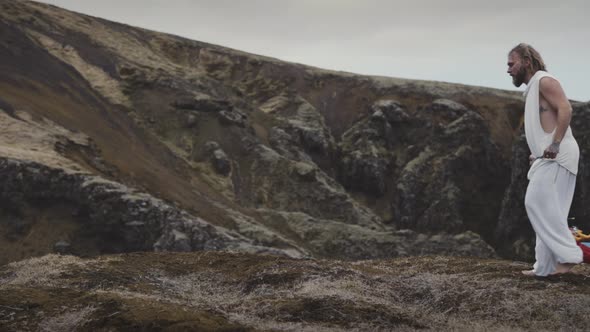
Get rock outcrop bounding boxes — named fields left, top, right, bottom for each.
left=338, top=98, right=510, bottom=243
left=0, top=0, right=538, bottom=265
left=0, top=157, right=297, bottom=264
left=256, top=209, right=496, bottom=259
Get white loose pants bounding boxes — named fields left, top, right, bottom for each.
left=525, top=161, right=583, bottom=276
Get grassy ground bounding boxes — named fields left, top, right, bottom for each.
left=1, top=251, right=590, bottom=331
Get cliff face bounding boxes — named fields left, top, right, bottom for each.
left=2, top=0, right=585, bottom=264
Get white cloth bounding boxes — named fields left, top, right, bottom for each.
left=524, top=70, right=579, bottom=178
left=525, top=162, right=582, bottom=276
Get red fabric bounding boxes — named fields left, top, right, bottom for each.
left=576, top=243, right=590, bottom=264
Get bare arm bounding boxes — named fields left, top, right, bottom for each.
left=539, top=77, right=572, bottom=158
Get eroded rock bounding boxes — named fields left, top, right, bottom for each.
left=204, top=141, right=231, bottom=176
left=0, top=157, right=292, bottom=260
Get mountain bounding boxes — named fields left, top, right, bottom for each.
left=0, top=0, right=511, bottom=262
left=3, top=0, right=590, bottom=264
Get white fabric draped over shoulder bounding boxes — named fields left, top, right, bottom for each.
left=524, top=71, right=579, bottom=178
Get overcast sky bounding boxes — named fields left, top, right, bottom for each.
left=37, top=0, right=589, bottom=101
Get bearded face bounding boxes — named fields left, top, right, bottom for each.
left=512, top=64, right=527, bottom=87
left=507, top=52, right=529, bottom=88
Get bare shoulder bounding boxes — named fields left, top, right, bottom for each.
left=539, top=76, right=561, bottom=90
left=539, top=76, right=564, bottom=96
left=539, top=76, right=570, bottom=108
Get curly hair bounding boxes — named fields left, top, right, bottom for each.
left=509, top=43, right=547, bottom=73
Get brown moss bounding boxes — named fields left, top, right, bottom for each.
left=0, top=286, right=249, bottom=332
left=263, top=297, right=426, bottom=329
left=3, top=252, right=590, bottom=331
left=88, top=294, right=250, bottom=332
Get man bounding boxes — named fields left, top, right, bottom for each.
left=507, top=43, right=582, bottom=276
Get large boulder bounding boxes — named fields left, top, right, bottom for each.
left=337, top=99, right=401, bottom=196
left=337, top=99, right=509, bottom=243
left=262, top=94, right=337, bottom=166
left=204, top=141, right=231, bottom=176
left=244, top=144, right=383, bottom=228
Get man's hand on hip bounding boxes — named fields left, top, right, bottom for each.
left=543, top=142, right=560, bottom=159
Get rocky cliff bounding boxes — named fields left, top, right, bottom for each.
left=1, top=0, right=589, bottom=265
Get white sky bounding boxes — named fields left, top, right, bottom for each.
left=37, top=0, right=590, bottom=101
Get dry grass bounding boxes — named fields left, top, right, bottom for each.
left=26, top=29, right=131, bottom=107
left=0, top=254, right=120, bottom=288
left=0, top=110, right=88, bottom=172
left=3, top=252, right=590, bottom=331
left=38, top=305, right=96, bottom=332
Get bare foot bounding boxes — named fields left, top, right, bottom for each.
left=550, top=263, right=576, bottom=275
left=521, top=270, right=536, bottom=276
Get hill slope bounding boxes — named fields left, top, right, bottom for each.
left=2, top=0, right=590, bottom=265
